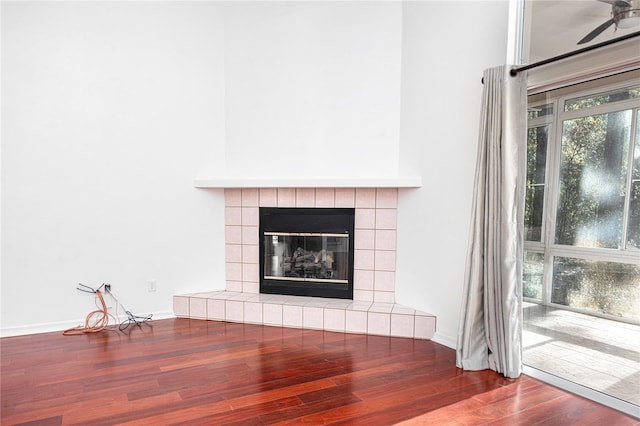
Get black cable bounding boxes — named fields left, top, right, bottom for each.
left=119, top=310, right=153, bottom=332
left=103, top=285, right=153, bottom=332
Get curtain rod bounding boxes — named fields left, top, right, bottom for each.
left=509, top=30, right=640, bottom=77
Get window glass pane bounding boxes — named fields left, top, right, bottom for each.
left=555, top=110, right=631, bottom=248
left=525, top=126, right=548, bottom=241
left=564, top=86, right=640, bottom=112
left=523, top=252, right=544, bottom=300
left=627, top=112, right=640, bottom=249
left=528, top=103, right=553, bottom=120
left=551, top=257, right=640, bottom=320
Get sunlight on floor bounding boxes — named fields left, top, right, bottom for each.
left=523, top=303, right=640, bottom=406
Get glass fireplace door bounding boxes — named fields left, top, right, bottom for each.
left=263, top=232, right=349, bottom=284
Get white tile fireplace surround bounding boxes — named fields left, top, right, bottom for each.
left=174, top=187, right=436, bottom=339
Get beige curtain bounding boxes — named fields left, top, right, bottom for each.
left=456, top=65, right=527, bottom=379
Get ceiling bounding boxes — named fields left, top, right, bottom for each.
left=527, top=0, right=639, bottom=63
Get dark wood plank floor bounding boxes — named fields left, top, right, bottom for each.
left=1, top=318, right=637, bottom=425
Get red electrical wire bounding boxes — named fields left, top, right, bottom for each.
left=63, top=290, right=110, bottom=336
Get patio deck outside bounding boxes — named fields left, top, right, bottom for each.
left=523, top=302, right=640, bottom=408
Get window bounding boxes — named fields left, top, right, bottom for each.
left=524, top=76, right=640, bottom=322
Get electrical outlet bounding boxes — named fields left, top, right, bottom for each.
left=147, top=280, right=157, bottom=292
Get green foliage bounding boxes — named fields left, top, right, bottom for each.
left=552, top=258, right=640, bottom=320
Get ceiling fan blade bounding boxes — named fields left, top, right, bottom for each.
left=577, top=18, right=616, bottom=44
left=597, top=0, right=631, bottom=7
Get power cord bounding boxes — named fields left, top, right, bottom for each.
left=63, top=283, right=152, bottom=335
left=63, top=285, right=109, bottom=335
left=104, top=286, right=153, bottom=331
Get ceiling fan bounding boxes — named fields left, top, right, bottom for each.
left=578, top=0, right=640, bottom=44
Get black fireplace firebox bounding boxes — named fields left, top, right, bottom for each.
left=259, top=207, right=355, bottom=299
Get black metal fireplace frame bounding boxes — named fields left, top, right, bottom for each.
left=259, top=207, right=355, bottom=299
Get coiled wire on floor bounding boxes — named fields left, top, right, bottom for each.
left=63, top=283, right=151, bottom=335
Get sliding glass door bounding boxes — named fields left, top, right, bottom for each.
left=522, top=71, right=640, bottom=411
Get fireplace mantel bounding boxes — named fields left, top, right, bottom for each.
left=194, top=177, right=422, bottom=189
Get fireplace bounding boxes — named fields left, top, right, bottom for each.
left=175, top=186, right=437, bottom=341
left=259, top=207, right=355, bottom=299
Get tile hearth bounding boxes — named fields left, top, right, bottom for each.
left=174, top=187, right=436, bottom=340
left=174, top=291, right=436, bottom=339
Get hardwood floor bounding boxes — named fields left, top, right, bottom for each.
left=1, top=318, right=638, bottom=425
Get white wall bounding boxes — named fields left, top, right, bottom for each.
left=1, top=1, right=511, bottom=339
left=396, top=1, right=510, bottom=347
left=1, top=2, right=227, bottom=335
left=223, top=2, right=402, bottom=179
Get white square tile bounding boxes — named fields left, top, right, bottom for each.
left=173, top=296, right=190, bottom=317
left=284, top=297, right=309, bottom=306
left=325, top=299, right=352, bottom=309
left=226, top=244, right=242, bottom=263
left=391, top=314, right=414, bottom=338
left=244, top=302, right=263, bottom=324
left=335, top=188, right=355, bottom=207
left=348, top=301, right=373, bottom=311
left=355, top=229, right=375, bottom=250
left=354, top=249, right=375, bottom=270
left=242, top=281, right=259, bottom=294
left=242, top=263, right=259, bottom=283
left=226, top=262, right=242, bottom=281
left=375, top=209, right=397, bottom=230
left=283, top=305, right=303, bottom=327
left=225, top=189, right=242, bottom=207
left=415, top=315, right=436, bottom=340
left=263, top=303, right=283, bottom=326
left=345, top=310, right=367, bottom=334
left=324, top=308, right=345, bottom=332
left=207, top=299, right=225, bottom=321
left=241, top=188, right=259, bottom=207
left=375, top=230, right=396, bottom=251
left=277, top=188, right=296, bottom=206
left=189, top=298, right=207, bottom=319
left=374, top=250, right=396, bottom=271
left=367, top=312, right=390, bottom=336
left=225, top=280, right=243, bottom=292
left=225, top=300, right=244, bottom=322
left=392, top=304, right=415, bottom=315
left=315, top=188, right=335, bottom=207
left=259, top=188, right=278, bottom=207
left=267, top=294, right=291, bottom=304
left=225, top=225, right=242, bottom=244
left=230, top=293, right=254, bottom=301
left=303, top=306, right=324, bottom=329
left=355, top=209, right=375, bottom=229
left=354, top=269, right=374, bottom=291
left=296, top=188, right=316, bottom=207
left=242, top=207, right=259, bottom=226
left=374, top=270, right=395, bottom=292
left=370, top=302, right=394, bottom=313
left=353, top=289, right=374, bottom=302
left=225, top=207, right=242, bottom=226
left=242, top=225, right=258, bottom=245
left=242, top=244, right=259, bottom=264
left=305, top=299, right=329, bottom=308
left=355, top=188, right=376, bottom=208
left=374, top=291, right=395, bottom=304
left=376, top=188, right=398, bottom=208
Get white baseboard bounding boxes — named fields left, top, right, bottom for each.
left=0, top=311, right=176, bottom=338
